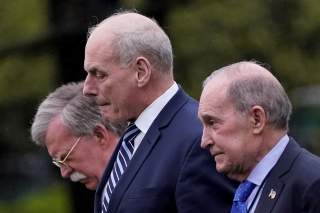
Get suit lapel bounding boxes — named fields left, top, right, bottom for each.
left=107, top=128, right=161, bottom=212
left=254, top=138, right=302, bottom=213
left=107, top=88, right=190, bottom=212
left=255, top=178, right=284, bottom=212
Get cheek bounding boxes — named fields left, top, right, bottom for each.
left=227, top=143, right=249, bottom=168
left=216, top=137, right=240, bottom=163
left=215, top=125, right=244, bottom=148
left=72, top=152, right=95, bottom=171
left=211, top=132, right=230, bottom=149
left=75, top=162, right=94, bottom=177
left=99, top=83, right=111, bottom=95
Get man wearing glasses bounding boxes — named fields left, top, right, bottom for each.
left=31, top=82, right=126, bottom=190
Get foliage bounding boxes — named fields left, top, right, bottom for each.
left=0, top=184, right=71, bottom=213
left=0, top=0, right=320, bottom=211
left=120, top=0, right=146, bottom=10
left=0, top=55, right=56, bottom=105
left=0, top=0, right=48, bottom=46
left=168, top=0, right=320, bottom=98
left=0, top=0, right=55, bottom=104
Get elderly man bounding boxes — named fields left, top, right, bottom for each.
left=31, top=82, right=125, bottom=190
left=199, top=61, right=320, bottom=213
left=83, top=11, right=235, bottom=213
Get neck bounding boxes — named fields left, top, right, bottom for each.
left=137, top=78, right=174, bottom=114
left=256, top=128, right=287, bottom=161
left=230, top=128, right=287, bottom=182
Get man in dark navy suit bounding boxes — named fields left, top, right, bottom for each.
left=83, top=11, right=236, bottom=213
left=199, top=61, right=320, bottom=213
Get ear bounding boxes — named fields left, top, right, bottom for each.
left=134, top=56, right=151, bottom=87
left=93, top=124, right=111, bottom=150
left=249, top=105, right=266, bottom=135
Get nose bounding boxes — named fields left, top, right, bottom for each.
left=83, top=75, right=97, bottom=96
left=60, top=165, right=73, bottom=179
left=200, top=127, right=213, bottom=149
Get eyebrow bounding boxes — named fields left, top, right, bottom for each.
left=85, top=62, right=99, bottom=73
left=201, top=113, right=221, bottom=123
left=87, top=67, right=98, bottom=74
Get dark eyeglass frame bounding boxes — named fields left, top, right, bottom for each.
left=52, top=137, right=81, bottom=168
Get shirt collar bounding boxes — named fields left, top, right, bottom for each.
left=135, top=82, right=178, bottom=134
left=247, top=134, right=289, bottom=186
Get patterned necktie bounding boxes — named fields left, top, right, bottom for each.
left=231, top=180, right=256, bottom=213
left=101, top=124, right=140, bottom=213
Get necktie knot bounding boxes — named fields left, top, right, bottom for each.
left=124, top=123, right=139, bottom=140
left=231, top=180, right=256, bottom=213
left=234, top=180, right=256, bottom=202
left=123, top=124, right=140, bottom=152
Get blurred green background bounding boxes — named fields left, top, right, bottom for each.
left=0, top=0, right=319, bottom=212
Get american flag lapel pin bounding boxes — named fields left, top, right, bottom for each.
left=268, top=188, right=276, bottom=199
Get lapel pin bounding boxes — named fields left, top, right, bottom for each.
left=268, top=188, right=276, bottom=199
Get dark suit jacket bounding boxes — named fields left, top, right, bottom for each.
left=255, top=138, right=320, bottom=213
left=94, top=88, right=236, bottom=213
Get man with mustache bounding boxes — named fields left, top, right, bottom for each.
left=31, top=81, right=126, bottom=190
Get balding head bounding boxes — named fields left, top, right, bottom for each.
left=203, top=62, right=276, bottom=86
left=94, top=12, right=159, bottom=33
left=87, top=11, right=173, bottom=74
left=199, top=61, right=292, bottom=181
left=203, top=61, right=292, bottom=130
left=83, top=11, right=175, bottom=123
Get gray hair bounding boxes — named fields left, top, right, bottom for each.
left=204, top=61, right=292, bottom=130
left=31, top=82, right=125, bottom=146
left=89, top=11, right=173, bottom=73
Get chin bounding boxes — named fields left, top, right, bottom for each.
left=84, top=182, right=97, bottom=191
left=215, top=163, right=229, bottom=174
left=216, top=166, right=224, bottom=174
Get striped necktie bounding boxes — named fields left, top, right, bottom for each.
left=231, top=180, right=256, bottom=213
left=101, top=124, right=140, bottom=213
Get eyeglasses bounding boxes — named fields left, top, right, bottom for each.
left=52, top=137, right=81, bottom=168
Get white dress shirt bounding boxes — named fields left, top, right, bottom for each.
left=133, top=82, right=179, bottom=154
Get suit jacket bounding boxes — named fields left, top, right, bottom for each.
left=255, top=138, right=320, bottom=213
left=94, top=88, right=236, bottom=213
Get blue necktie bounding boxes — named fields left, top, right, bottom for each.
left=231, top=180, right=256, bottom=213
left=101, top=124, right=140, bottom=213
